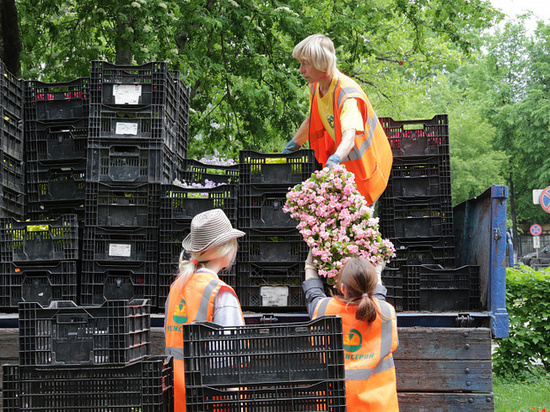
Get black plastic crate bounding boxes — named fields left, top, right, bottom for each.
left=2, top=356, right=173, bottom=412
left=380, top=115, right=449, bottom=158
left=183, top=316, right=344, bottom=387
left=0, top=261, right=78, bottom=309
left=82, top=225, right=159, bottom=263
left=86, top=139, right=177, bottom=184
left=185, top=380, right=346, bottom=412
left=0, top=214, right=79, bottom=262
left=379, top=267, right=406, bottom=312
left=85, top=182, right=161, bottom=228
left=180, top=158, right=240, bottom=186
left=0, top=185, right=25, bottom=220
left=25, top=118, right=88, bottom=162
left=24, top=78, right=89, bottom=122
left=238, top=185, right=297, bottom=229
left=238, top=228, right=308, bottom=264
left=161, top=183, right=238, bottom=222
left=1, top=106, right=24, bottom=159
left=387, top=264, right=482, bottom=312
left=239, top=149, right=318, bottom=185
left=237, top=262, right=305, bottom=308
left=25, top=160, right=86, bottom=203
left=0, top=61, right=23, bottom=117
left=80, top=259, right=158, bottom=307
left=89, top=104, right=187, bottom=159
left=1, top=151, right=24, bottom=193
left=388, top=236, right=456, bottom=268
left=386, top=155, right=452, bottom=198
left=379, top=196, right=454, bottom=239
left=90, top=61, right=182, bottom=120
left=18, top=299, right=150, bottom=366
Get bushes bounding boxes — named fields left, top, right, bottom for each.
left=493, top=265, right=550, bottom=379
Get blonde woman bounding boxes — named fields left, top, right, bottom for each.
left=165, top=209, right=245, bottom=412
left=283, top=33, right=392, bottom=206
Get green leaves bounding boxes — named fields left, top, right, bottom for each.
left=493, top=266, right=550, bottom=379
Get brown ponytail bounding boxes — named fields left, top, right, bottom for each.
left=335, top=258, right=379, bottom=323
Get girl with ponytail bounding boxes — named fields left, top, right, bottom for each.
left=303, top=253, right=400, bottom=411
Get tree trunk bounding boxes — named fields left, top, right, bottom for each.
left=0, top=0, right=22, bottom=77
left=115, top=9, right=133, bottom=65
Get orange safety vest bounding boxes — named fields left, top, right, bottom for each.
left=314, top=297, right=399, bottom=412
left=308, top=73, right=393, bottom=205
left=164, top=271, right=243, bottom=412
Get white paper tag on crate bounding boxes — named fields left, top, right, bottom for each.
left=115, top=122, right=138, bottom=135
left=260, top=286, right=289, bottom=307
left=109, top=243, right=132, bottom=257
left=113, top=84, right=142, bottom=104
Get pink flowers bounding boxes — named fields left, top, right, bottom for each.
left=284, top=164, right=395, bottom=283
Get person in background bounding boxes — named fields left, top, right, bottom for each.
left=303, top=253, right=399, bottom=411
left=283, top=33, right=393, bottom=206
left=165, top=209, right=245, bottom=412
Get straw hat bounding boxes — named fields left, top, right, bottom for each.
left=181, top=209, right=245, bottom=253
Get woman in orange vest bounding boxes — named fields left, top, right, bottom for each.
left=303, top=254, right=400, bottom=411
left=282, top=34, right=393, bottom=206
left=165, top=209, right=246, bottom=412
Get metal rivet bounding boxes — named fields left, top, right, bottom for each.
left=486, top=396, right=493, bottom=403
left=464, top=343, right=471, bottom=350
left=468, top=398, right=474, bottom=404
left=463, top=332, right=469, bottom=337
left=465, top=368, right=471, bottom=374
left=466, top=381, right=472, bottom=386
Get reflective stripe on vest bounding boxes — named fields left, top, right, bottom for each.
left=316, top=297, right=332, bottom=317
left=196, top=279, right=221, bottom=321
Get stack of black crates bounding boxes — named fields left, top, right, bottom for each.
left=81, top=61, right=189, bottom=309
left=237, top=150, right=318, bottom=309
left=378, top=115, right=481, bottom=312
left=24, top=77, right=89, bottom=221
left=0, top=62, right=25, bottom=308
left=0, top=214, right=80, bottom=308
left=159, top=158, right=240, bottom=306
left=3, top=299, right=174, bottom=411
left=0, top=62, right=25, bottom=222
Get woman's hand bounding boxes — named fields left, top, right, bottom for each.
left=304, top=250, right=319, bottom=280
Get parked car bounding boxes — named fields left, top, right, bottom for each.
left=521, top=244, right=550, bottom=266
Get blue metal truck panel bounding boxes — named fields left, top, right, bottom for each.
left=453, top=185, right=510, bottom=338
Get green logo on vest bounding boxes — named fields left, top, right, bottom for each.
left=343, top=328, right=363, bottom=352
left=173, top=298, right=188, bottom=324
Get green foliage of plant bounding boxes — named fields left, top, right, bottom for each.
left=493, top=265, right=550, bottom=379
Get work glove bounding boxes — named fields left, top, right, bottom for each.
left=325, top=154, right=340, bottom=168
left=282, top=140, right=301, bottom=154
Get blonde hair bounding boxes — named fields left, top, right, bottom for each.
left=176, top=239, right=238, bottom=283
left=334, top=258, right=379, bottom=323
left=292, top=34, right=337, bottom=76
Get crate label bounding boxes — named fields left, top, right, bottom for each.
left=113, top=84, right=142, bottom=104
left=115, top=122, right=138, bottom=135
left=260, top=286, right=289, bottom=306
left=109, top=243, right=132, bottom=257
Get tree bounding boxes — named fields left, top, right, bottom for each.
left=7, top=0, right=501, bottom=160
left=0, top=0, right=22, bottom=76
left=482, top=21, right=550, bottom=226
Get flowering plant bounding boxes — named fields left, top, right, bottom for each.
left=284, top=164, right=395, bottom=283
